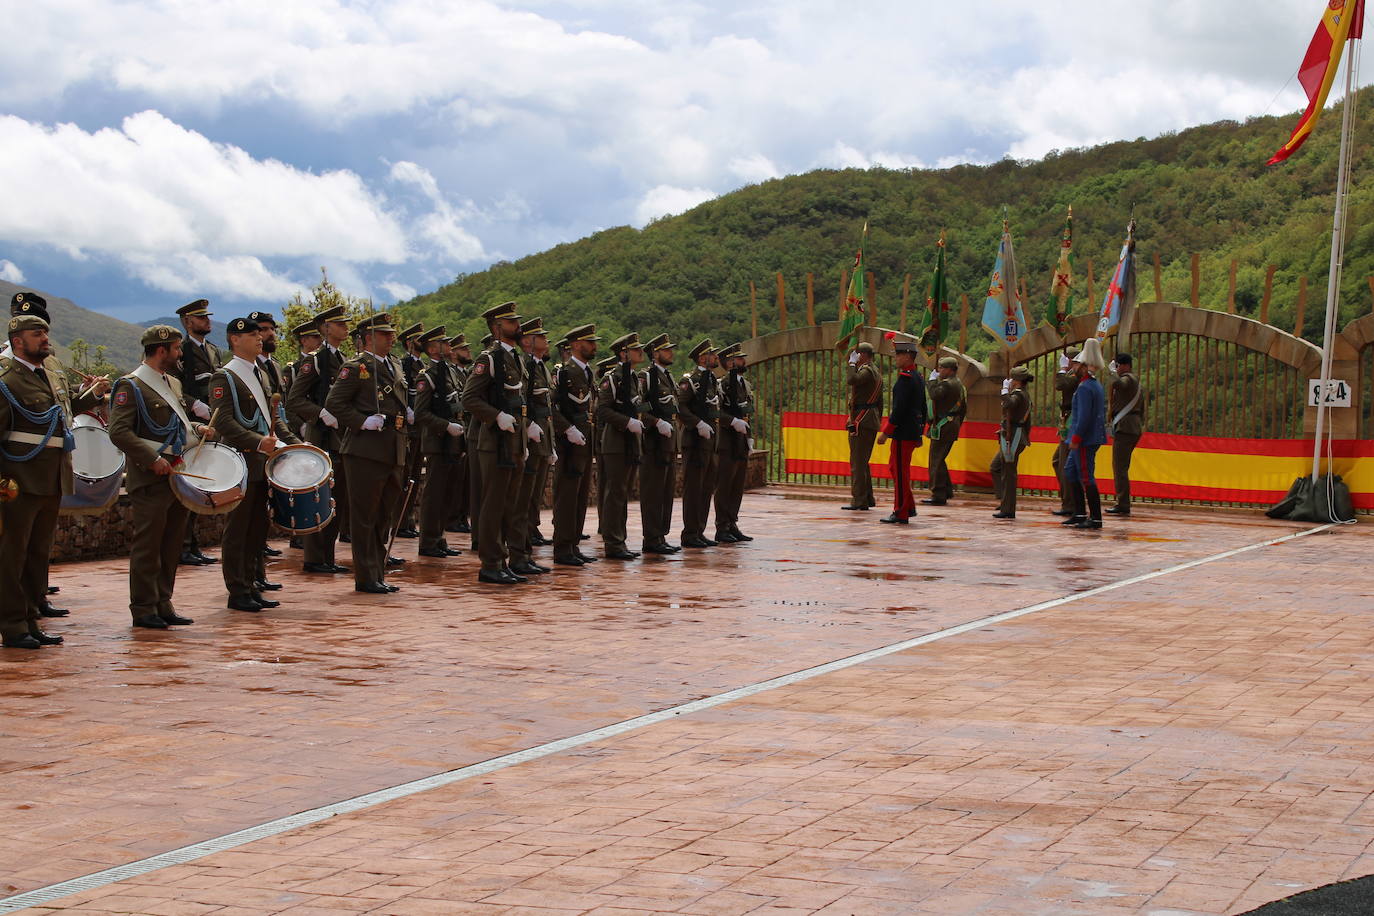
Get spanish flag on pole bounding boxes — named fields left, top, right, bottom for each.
left=1269, top=0, right=1365, bottom=165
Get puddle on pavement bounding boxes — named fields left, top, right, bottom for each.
left=1124, top=536, right=1184, bottom=542
left=849, top=570, right=942, bottom=582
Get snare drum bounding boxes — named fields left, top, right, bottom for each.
left=60, top=419, right=126, bottom=515
left=172, top=441, right=249, bottom=515
left=265, top=443, right=334, bottom=534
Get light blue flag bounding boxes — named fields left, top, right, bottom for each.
left=980, top=222, right=1029, bottom=347
left=1096, top=219, right=1137, bottom=341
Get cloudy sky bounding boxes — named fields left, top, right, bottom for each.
left=0, top=0, right=1351, bottom=322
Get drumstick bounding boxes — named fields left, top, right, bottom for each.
left=188, top=407, right=220, bottom=463
left=171, top=469, right=214, bottom=481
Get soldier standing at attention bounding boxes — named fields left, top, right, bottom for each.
left=510, top=318, right=553, bottom=576
left=713, top=343, right=754, bottom=543
left=1107, top=352, right=1145, bottom=516
left=676, top=339, right=720, bottom=547
left=249, top=311, right=286, bottom=566
left=413, top=326, right=464, bottom=559
left=287, top=305, right=350, bottom=574
left=990, top=366, right=1034, bottom=520
left=466, top=331, right=495, bottom=552
left=1051, top=347, right=1080, bottom=517
left=841, top=341, right=881, bottom=511
left=924, top=356, right=967, bottom=506
left=876, top=340, right=927, bottom=524
left=394, top=323, right=425, bottom=539
left=209, top=318, right=300, bottom=612
left=284, top=318, right=322, bottom=430
left=0, top=312, right=108, bottom=648
left=1064, top=338, right=1108, bottom=529
left=596, top=333, right=646, bottom=560
left=462, top=303, right=530, bottom=585
left=176, top=299, right=220, bottom=567
left=550, top=325, right=599, bottom=567
left=445, top=334, right=473, bottom=536
left=638, top=333, right=680, bottom=555
left=108, top=326, right=216, bottom=629
left=325, top=314, right=410, bottom=593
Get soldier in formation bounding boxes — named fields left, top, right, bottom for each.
left=841, top=341, right=881, bottom=511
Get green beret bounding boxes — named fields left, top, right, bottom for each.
left=937, top=356, right=959, bottom=370
left=8, top=314, right=49, bottom=335
left=140, top=325, right=183, bottom=347
left=855, top=342, right=876, bottom=356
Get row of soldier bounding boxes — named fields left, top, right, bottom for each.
left=842, top=336, right=1146, bottom=528
left=0, top=292, right=758, bottom=648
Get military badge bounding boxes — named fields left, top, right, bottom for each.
left=300, top=361, right=313, bottom=375
left=473, top=362, right=486, bottom=376
left=115, top=390, right=129, bottom=406
left=359, top=367, right=370, bottom=380
left=417, top=378, right=428, bottom=391
left=212, top=386, right=224, bottom=399
left=338, top=367, right=350, bottom=380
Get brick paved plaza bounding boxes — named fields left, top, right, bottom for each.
left=2, top=490, right=1370, bottom=915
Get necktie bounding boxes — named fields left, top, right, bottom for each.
left=34, top=366, right=49, bottom=390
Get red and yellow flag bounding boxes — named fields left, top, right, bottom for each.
left=1269, top=0, right=1365, bottom=165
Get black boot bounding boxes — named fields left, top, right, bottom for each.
left=1061, top=485, right=1086, bottom=526
left=1076, top=487, right=1104, bottom=529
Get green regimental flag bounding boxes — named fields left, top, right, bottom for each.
left=835, top=221, right=869, bottom=351
left=1046, top=206, right=1076, bottom=336
left=919, top=232, right=950, bottom=357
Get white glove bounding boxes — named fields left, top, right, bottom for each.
left=655, top=419, right=672, bottom=437
left=299, top=423, right=309, bottom=440
left=447, top=422, right=464, bottom=437
left=848, top=352, right=861, bottom=366
left=191, top=399, right=211, bottom=421
left=1001, top=378, right=1012, bottom=395
left=1109, top=360, right=1119, bottom=375
left=565, top=427, right=587, bottom=447
left=405, top=407, right=415, bottom=425
left=730, top=417, right=748, bottom=434
left=748, top=437, right=755, bottom=450
left=696, top=420, right=713, bottom=439
left=929, top=369, right=939, bottom=381
left=550, top=448, right=559, bottom=465
left=527, top=423, right=543, bottom=443
left=626, top=418, right=644, bottom=434
left=362, top=414, right=385, bottom=431
left=496, top=411, right=515, bottom=433
left=318, top=408, right=339, bottom=429
left=1059, top=354, right=1070, bottom=371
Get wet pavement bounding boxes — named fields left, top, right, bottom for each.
left=2, top=489, right=1368, bottom=914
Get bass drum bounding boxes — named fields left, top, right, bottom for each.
left=265, top=443, right=334, bottom=534
left=60, top=416, right=125, bottom=516
left=171, top=441, right=248, bottom=515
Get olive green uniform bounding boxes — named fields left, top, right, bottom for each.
left=551, top=359, right=595, bottom=558
left=286, top=345, right=349, bottom=566
left=513, top=355, right=554, bottom=566
left=108, top=372, right=195, bottom=622
left=177, top=335, right=220, bottom=556
left=990, top=387, right=1031, bottom=515
left=595, top=363, right=645, bottom=554
left=845, top=363, right=882, bottom=509
left=1109, top=370, right=1146, bottom=512
left=639, top=363, right=680, bottom=549
left=414, top=358, right=465, bottom=554
left=926, top=376, right=967, bottom=502
left=0, top=356, right=100, bottom=639
left=449, top=361, right=472, bottom=532
left=324, top=353, right=410, bottom=588
left=461, top=343, right=529, bottom=573
left=208, top=363, right=299, bottom=603
left=714, top=368, right=753, bottom=537
left=676, top=366, right=720, bottom=541
left=1052, top=369, right=1080, bottom=513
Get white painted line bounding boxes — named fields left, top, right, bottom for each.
left=0, top=522, right=1336, bottom=913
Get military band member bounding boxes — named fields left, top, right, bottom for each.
left=876, top=340, right=927, bottom=524
left=287, top=305, right=351, bottom=573
left=1107, top=352, right=1145, bottom=516
left=1064, top=338, right=1108, bottom=529
left=924, top=356, right=967, bottom=506
left=0, top=312, right=107, bottom=648
left=396, top=322, right=426, bottom=538
left=108, top=326, right=216, bottom=629
left=713, top=343, right=754, bottom=543
left=551, top=325, right=599, bottom=566
left=210, top=318, right=300, bottom=611
left=446, top=334, right=473, bottom=535
left=176, top=298, right=220, bottom=566
left=283, top=318, right=322, bottom=426
left=466, top=331, right=495, bottom=551
left=677, top=339, right=720, bottom=547
left=596, top=333, right=647, bottom=560
left=325, top=314, right=410, bottom=593
left=462, top=303, right=530, bottom=584
left=413, top=326, right=464, bottom=559
left=249, top=311, right=287, bottom=564
left=841, top=341, right=881, bottom=511
left=639, top=333, right=680, bottom=554
left=1051, top=347, right=1081, bottom=517
left=990, top=366, right=1034, bottom=520
left=593, top=354, right=617, bottom=543
left=510, top=318, right=553, bottom=575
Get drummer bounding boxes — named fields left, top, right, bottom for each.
left=209, top=317, right=300, bottom=612
left=108, top=326, right=217, bottom=630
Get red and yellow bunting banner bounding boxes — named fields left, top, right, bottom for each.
left=1269, top=0, right=1365, bottom=165
left=782, top=412, right=1374, bottom=508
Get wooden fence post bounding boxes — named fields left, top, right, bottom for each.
left=805, top=272, right=816, bottom=326
left=1153, top=252, right=1163, bottom=301
left=1190, top=253, right=1201, bottom=308
left=775, top=272, right=787, bottom=331
left=1227, top=259, right=1238, bottom=314
left=899, top=273, right=911, bottom=332
left=866, top=272, right=877, bottom=326
left=959, top=293, right=970, bottom=352
left=1261, top=264, right=1276, bottom=325
left=749, top=280, right=758, bottom=339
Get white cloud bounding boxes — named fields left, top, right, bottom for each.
left=379, top=281, right=417, bottom=302
left=728, top=154, right=780, bottom=184
left=388, top=161, right=487, bottom=263
left=634, top=185, right=716, bottom=226
left=0, top=260, right=23, bottom=283
left=821, top=143, right=927, bottom=171
left=125, top=253, right=301, bottom=301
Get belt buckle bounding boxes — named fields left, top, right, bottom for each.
left=394, top=415, right=404, bottom=430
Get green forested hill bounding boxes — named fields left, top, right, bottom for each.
left=398, top=89, right=1374, bottom=362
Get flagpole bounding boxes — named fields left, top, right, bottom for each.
left=1311, top=32, right=1360, bottom=480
